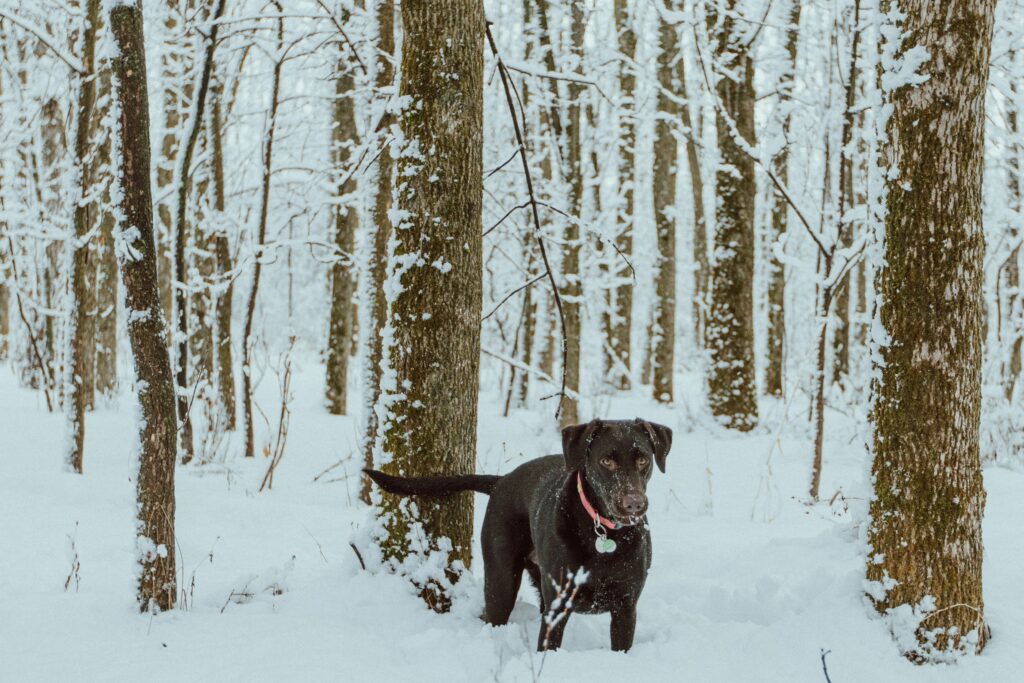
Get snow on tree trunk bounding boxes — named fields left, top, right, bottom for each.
left=360, top=0, right=395, bottom=503
left=706, top=1, right=758, bottom=431
left=766, top=1, right=801, bottom=399
left=326, top=25, right=360, bottom=417
left=866, top=0, right=995, bottom=660
left=373, top=0, right=484, bottom=611
left=94, top=66, right=119, bottom=400
left=651, top=12, right=679, bottom=405
left=210, top=86, right=235, bottom=431
left=560, top=0, right=585, bottom=428
left=110, top=0, right=179, bottom=613
left=66, top=0, right=101, bottom=474
left=608, top=0, right=635, bottom=390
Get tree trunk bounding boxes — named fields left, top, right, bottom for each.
left=326, top=23, right=360, bottom=416
left=210, top=86, right=236, bottom=430
left=110, top=1, right=179, bottom=613
left=705, top=3, right=758, bottom=430
left=94, top=67, right=119, bottom=400
left=241, top=12, right=284, bottom=459
left=1005, top=62, right=1021, bottom=402
left=866, top=0, right=994, bottom=659
left=609, top=0, right=635, bottom=390
left=374, top=0, right=484, bottom=611
left=766, top=1, right=801, bottom=398
left=680, top=61, right=706, bottom=350
left=651, top=13, right=679, bottom=404
left=560, top=0, right=584, bottom=427
left=156, top=2, right=183, bottom=325
left=361, top=0, right=396, bottom=503
left=67, top=0, right=101, bottom=474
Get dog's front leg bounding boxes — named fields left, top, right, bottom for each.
left=610, top=603, right=637, bottom=652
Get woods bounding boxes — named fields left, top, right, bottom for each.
left=0, top=0, right=1018, bottom=675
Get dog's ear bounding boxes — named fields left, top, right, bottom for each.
left=636, top=418, right=672, bottom=472
left=561, top=419, right=602, bottom=472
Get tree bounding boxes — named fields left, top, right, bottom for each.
left=325, top=14, right=360, bottom=416
left=66, top=0, right=101, bottom=473
left=866, top=0, right=995, bottom=659
left=608, top=0, right=635, bottom=389
left=109, top=0, right=179, bottom=612
left=93, top=66, right=119, bottom=400
left=705, top=0, right=758, bottom=430
left=765, top=1, right=801, bottom=398
left=373, top=0, right=484, bottom=611
left=360, top=0, right=395, bottom=502
left=210, top=77, right=235, bottom=431
left=651, top=10, right=680, bottom=404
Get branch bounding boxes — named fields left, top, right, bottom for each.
left=485, top=21, right=570, bottom=419
left=0, top=11, right=86, bottom=73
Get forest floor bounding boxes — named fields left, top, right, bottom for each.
left=2, top=360, right=1023, bottom=682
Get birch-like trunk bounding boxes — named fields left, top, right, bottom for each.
left=374, top=0, right=484, bottom=611
left=867, top=0, right=994, bottom=659
left=93, top=67, right=119, bottom=399
left=110, top=1, right=179, bottom=612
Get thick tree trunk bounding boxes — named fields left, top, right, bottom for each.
left=609, top=0, right=635, bottom=389
left=866, top=0, right=994, bottom=660
left=66, top=0, right=101, bottom=474
left=706, top=3, right=758, bottom=430
left=361, top=0, right=395, bottom=503
left=326, top=26, right=360, bottom=416
left=766, top=2, right=801, bottom=398
left=110, top=1, right=179, bottom=613
left=651, top=14, right=679, bottom=404
left=373, top=0, right=484, bottom=611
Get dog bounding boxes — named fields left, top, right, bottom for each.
left=364, top=417, right=672, bottom=652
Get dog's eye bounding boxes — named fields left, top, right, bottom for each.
left=637, top=456, right=649, bottom=468
left=600, top=457, right=617, bottom=470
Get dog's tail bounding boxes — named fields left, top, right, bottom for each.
left=363, top=468, right=501, bottom=497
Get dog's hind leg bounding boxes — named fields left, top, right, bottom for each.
left=481, top=515, right=527, bottom=626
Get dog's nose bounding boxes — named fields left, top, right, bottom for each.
left=618, top=492, right=648, bottom=517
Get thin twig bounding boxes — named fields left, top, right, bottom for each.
left=485, top=22, right=569, bottom=418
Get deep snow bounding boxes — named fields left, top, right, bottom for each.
left=2, top=362, right=1023, bottom=682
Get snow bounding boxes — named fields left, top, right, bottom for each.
left=2, top=363, right=1023, bottom=682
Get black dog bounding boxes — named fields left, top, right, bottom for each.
left=364, top=417, right=672, bottom=652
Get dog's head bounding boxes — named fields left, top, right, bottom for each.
left=561, top=418, right=672, bottom=523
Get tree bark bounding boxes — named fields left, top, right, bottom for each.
left=110, top=0, right=179, bottom=613
left=866, top=0, right=994, bottom=659
left=680, top=60, right=706, bottom=350
left=374, top=0, right=484, bottom=611
left=559, top=0, right=584, bottom=427
left=67, top=0, right=101, bottom=474
left=93, top=67, right=119, bottom=400
left=211, top=86, right=236, bottom=430
left=326, top=20, right=360, bottom=416
left=651, top=13, right=680, bottom=404
left=766, top=1, right=801, bottom=398
left=1005, top=62, right=1021, bottom=402
left=609, top=0, right=635, bottom=390
left=361, top=0, right=395, bottom=503
left=705, top=2, right=758, bottom=430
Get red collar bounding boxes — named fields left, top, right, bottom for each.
left=576, top=471, right=622, bottom=530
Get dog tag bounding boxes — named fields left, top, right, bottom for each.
left=595, top=536, right=617, bottom=554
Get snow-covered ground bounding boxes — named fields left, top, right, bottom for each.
left=2, top=362, right=1022, bottom=682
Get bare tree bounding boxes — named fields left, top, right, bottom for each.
left=109, top=0, right=179, bottom=612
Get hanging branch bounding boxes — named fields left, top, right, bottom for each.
left=485, top=21, right=569, bottom=418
